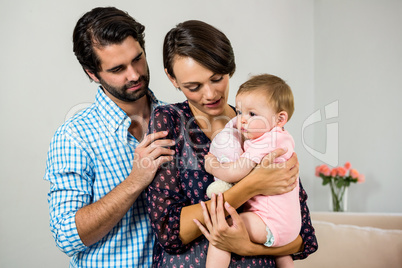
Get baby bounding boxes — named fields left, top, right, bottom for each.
left=205, top=74, right=301, bottom=268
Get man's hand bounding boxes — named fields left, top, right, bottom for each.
left=76, top=131, right=174, bottom=246
left=127, top=131, right=175, bottom=191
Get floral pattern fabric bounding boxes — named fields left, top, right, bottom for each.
left=147, top=101, right=317, bottom=267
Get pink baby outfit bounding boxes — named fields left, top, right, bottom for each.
left=209, top=117, right=301, bottom=247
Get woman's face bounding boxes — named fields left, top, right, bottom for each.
left=167, top=57, right=230, bottom=117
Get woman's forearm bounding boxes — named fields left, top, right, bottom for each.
left=180, top=202, right=204, bottom=244
left=240, top=235, right=303, bottom=257
left=179, top=178, right=257, bottom=244
left=180, top=151, right=298, bottom=244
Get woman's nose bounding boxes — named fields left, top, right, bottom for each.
left=204, top=84, right=216, bottom=100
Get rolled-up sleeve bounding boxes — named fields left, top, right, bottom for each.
left=44, top=129, right=93, bottom=256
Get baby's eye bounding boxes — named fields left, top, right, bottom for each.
left=236, top=110, right=242, bottom=115
left=250, top=112, right=256, bottom=116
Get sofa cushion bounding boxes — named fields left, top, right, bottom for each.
left=295, top=220, right=402, bottom=268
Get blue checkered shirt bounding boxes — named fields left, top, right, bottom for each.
left=44, top=87, right=166, bottom=267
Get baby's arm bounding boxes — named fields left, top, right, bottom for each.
left=205, top=153, right=257, bottom=183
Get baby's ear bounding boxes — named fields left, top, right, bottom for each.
left=277, top=111, right=288, bottom=127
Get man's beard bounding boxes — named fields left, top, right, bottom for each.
left=100, top=70, right=150, bottom=103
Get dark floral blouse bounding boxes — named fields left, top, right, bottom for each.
left=147, top=101, right=318, bottom=268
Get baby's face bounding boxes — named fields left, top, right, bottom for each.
left=235, top=92, right=278, bottom=140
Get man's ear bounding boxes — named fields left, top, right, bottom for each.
left=164, top=68, right=179, bottom=88
left=277, top=111, right=289, bottom=127
left=85, top=69, right=100, bottom=83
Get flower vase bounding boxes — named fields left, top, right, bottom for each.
left=329, top=184, right=348, bottom=212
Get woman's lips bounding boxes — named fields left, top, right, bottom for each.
left=204, top=98, right=221, bottom=108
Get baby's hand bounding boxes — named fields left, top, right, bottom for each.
left=204, top=152, right=220, bottom=174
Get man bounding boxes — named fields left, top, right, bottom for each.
left=44, top=7, right=174, bottom=267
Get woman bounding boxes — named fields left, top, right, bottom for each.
left=147, top=20, right=317, bottom=267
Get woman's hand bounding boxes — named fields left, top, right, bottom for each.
left=245, top=148, right=299, bottom=197
left=193, top=192, right=304, bottom=257
left=193, top=193, right=254, bottom=255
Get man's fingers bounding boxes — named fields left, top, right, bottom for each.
left=147, top=147, right=175, bottom=161
left=139, top=131, right=169, bottom=147
left=151, top=138, right=175, bottom=148
left=153, top=155, right=174, bottom=168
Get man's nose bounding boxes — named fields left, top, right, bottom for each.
left=127, top=65, right=140, bottom=81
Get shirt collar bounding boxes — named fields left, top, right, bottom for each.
left=95, top=86, right=162, bottom=133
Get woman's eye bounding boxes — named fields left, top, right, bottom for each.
left=211, top=76, right=223, bottom=83
left=187, top=85, right=200, bottom=92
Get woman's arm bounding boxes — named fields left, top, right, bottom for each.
left=204, top=152, right=256, bottom=183
left=180, top=149, right=299, bottom=244
left=193, top=192, right=303, bottom=256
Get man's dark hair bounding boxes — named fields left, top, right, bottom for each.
left=73, top=7, right=145, bottom=80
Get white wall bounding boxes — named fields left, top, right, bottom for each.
left=0, top=0, right=400, bottom=267
left=313, top=0, right=402, bottom=212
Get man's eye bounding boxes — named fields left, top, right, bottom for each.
left=111, top=68, right=122, bottom=73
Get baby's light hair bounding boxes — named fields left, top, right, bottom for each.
left=236, top=74, right=294, bottom=120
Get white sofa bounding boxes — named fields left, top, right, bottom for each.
left=295, top=211, right=402, bottom=268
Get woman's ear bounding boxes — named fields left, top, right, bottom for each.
left=164, top=68, right=179, bottom=88
left=85, top=69, right=100, bottom=83
left=276, top=111, right=289, bottom=128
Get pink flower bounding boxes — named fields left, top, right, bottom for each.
left=321, top=165, right=331, bottom=176
left=330, top=168, right=338, bottom=177
left=315, top=166, right=322, bottom=177
left=316, top=164, right=328, bottom=176
left=357, top=174, right=365, bottom=183
left=344, top=162, right=352, bottom=170
left=337, top=166, right=347, bottom=177
left=350, top=169, right=359, bottom=179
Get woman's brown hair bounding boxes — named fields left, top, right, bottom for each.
left=163, top=20, right=236, bottom=79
